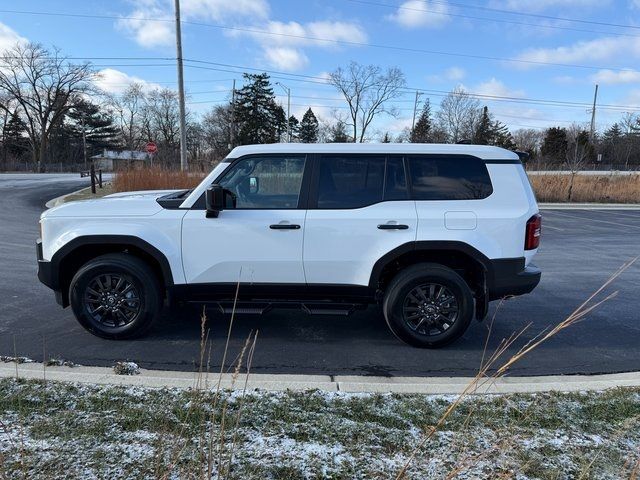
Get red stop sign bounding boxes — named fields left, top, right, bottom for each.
left=146, top=142, right=157, bottom=154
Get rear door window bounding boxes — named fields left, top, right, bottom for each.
left=316, top=155, right=385, bottom=208
left=408, top=155, right=493, bottom=200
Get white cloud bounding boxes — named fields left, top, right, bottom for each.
left=263, top=47, right=308, bottom=71
left=491, top=0, right=606, bottom=12
left=228, top=20, right=367, bottom=71
left=118, top=0, right=269, bottom=48
left=93, top=68, right=162, bottom=94
left=473, top=78, right=524, bottom=98
left=233, top=20, right=367, bottom=48
left=428, top=66, right=465, bottom=82
left=514, top=36, right=640, bottom=68
left=0, top=22, right=28, bottom=53
left=591, top=69, right=640, bottom=85
left=181, top=0, right=269, bottom=20
left=387, top=0, right=449, bottom=29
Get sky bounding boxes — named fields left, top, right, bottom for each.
left=1, top=0, right=640, bottom=138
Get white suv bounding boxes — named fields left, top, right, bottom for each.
left=37, top=144, right=541, bottom=348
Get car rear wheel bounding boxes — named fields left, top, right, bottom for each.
left=383, top=263, right=474, bottom=348
left=69, top=253, right=162, bottom=339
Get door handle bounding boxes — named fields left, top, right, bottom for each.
left=270, top=224, right=301, bottom=230
left=377, top=224, right=409, bottom=230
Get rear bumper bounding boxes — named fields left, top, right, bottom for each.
left=488, top=258, right=541, bottom=300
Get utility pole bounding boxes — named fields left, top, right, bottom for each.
left=589, top=84, right=599, bottom=143
left=80, top=115, right=87, bottom=168
left=411, top=90, right=423, bottom=132
left=276, top=82, right=291, bottom=142
left=229, top=79, right=236, bottom=151
left=174, top=0, right=188, bottom=171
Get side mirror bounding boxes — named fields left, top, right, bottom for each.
left=205, top=185, right=225, bottom=218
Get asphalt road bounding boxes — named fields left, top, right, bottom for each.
left=1, top=174, right=639, bottom=377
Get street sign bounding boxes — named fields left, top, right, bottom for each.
left=146, top=142, right=158, bottom=154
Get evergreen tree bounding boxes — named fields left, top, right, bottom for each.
left=234, top=73, right=283, bottom=145
left=410, top=100, right=432, bottom=143
left=491, top=119, right=516, bottom=150
left=67, top=99, right=120, bottom=155
left=3, top=110, right=30, bottom=157
left=381, top=132, right=392, bottom=143
left=288, top=115, right=300, bottom=141
left=329, top=120, right=350, bottom=143
left=541, top=127, right=568, bottom=163
left=299, top=108, right=319, bottom=143
left=473, top=106, right=492, bottom=145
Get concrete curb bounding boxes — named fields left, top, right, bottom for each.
left=540, top=203, right=640, bottom=210
left=3, top=362, right=640, bottom=394
left=44, top=186, right=91, bottom=209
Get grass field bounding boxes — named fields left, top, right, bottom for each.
left=1, top=378, right=639, bottom=479
left=529, top=173, right=640, bottom=203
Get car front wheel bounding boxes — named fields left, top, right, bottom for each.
left=69, top=253, right=162, bottom=339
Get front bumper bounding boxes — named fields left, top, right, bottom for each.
left=488, top=257, right=541, bottom=300
left=37, top=240, right=64, bottom=306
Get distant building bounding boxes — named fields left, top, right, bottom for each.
left=91, top=149, right=150, bottom=171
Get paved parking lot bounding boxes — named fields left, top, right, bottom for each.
left=1, top=174, right=639, bottom=377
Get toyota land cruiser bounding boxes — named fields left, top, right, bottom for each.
left=37, top=144, right=541, bottom=347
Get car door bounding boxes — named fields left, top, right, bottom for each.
left=182, top=154, right=309, bottom=284
left=303, top=154, right=418, bottom=286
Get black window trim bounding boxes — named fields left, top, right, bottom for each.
left=192, top=152, right=502, bottom=210
left=190, top=153, right=312, bottom=210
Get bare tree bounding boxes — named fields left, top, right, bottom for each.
left=107, top=82, right=147, bottom=151
left=435, top=87, right=481, bottom=143
left=202, top=103, right=233, bottom=161
left=620, top=113, right=640, bottom=169
left=0, top=43, right=93, bottom=171
left=329, top=62, right=406, bottom=143
left=513, top=128, right=543, bottom=166
left=144, top=88, right=181, bottom=147
left=565, top=123, right=591, bottom=201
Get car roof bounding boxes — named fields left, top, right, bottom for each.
left=227, top=143, right=520, bottom=161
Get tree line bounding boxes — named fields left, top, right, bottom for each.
left=1, top=42, right=639, bottom=172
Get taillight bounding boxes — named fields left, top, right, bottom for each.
left=525, top=214, right=542, bottom=250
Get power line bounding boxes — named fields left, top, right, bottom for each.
left=2, top=53, right=638, bottom=113
left=180, top=61, right=640, bottom=112
left=0, top=8, right=637, bottom=72
left=349, top=0, right=640, bottom=31
left=343, top=0, right=640, bottom=38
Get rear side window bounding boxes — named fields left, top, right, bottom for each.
left=316, top=155, right=385, bottom=208
left=408, top=155, right=493, bottom=200
left=384, top=156, right=409, bottom=201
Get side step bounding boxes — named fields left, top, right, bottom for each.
left=301, top=303, right=359, bottom=316
left=214, top=302, right=363, bottom=316
left=217, top=303, right=272, bottom=315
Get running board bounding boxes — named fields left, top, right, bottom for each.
left=214, top=301, right=362, bottom=316
left=217, top=303, right=272, bottom=315
left=301, top=303, right=359, bottom=316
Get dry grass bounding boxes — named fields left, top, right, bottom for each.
left=112, top=167, right=206, bottom=193
left=530, top=173, right=640, bottom=203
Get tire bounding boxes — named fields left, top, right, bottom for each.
left=69, top=253, right=163, bottom=339
left=383, top=263, right=474, bottom=348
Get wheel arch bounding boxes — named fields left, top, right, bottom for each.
left=51, top=235, right=174, bottom=307
left=369, top=241, right=492, bottom=301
